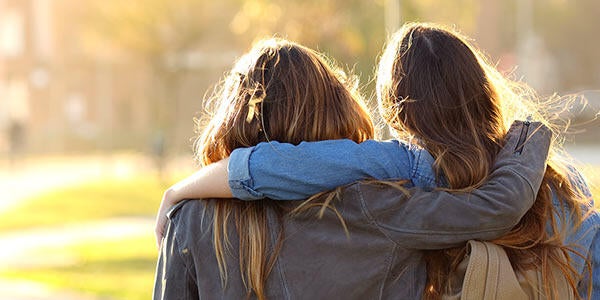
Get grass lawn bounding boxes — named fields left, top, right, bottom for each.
left=0, top=235, right=157, bottom=300
left=0, top=175, right=170, bottom=300
left=0, top=175, right=166, bottom=231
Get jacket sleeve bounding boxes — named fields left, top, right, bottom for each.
left=357, top=121, right=552, bottom=249
left=153, top=210, right=199, bottom=300
left=228, top=139, right=428, bottom=200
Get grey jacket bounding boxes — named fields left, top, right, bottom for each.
left=153, top=121, right=551, bottom=299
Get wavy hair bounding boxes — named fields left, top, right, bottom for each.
left=195, top=38, right=374, bottom=299
left=377, top=23, right=592, bottom=299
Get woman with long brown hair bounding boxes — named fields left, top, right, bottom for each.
left=372, top=23, right=598, bottom=299
left=155, top=37, right=375, bottom=299
left=153, top=36, right=553, bottom=299
left=156, top=23, right=598, bottom=299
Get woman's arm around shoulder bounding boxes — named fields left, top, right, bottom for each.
left=357, top=121, right=552, bottom=249
left=228, top=139, right=428, bottom=201
left=155, top=159, right=231, bottom=246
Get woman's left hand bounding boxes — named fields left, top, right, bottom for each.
left=154, top=159, right=233, bottom=248
left=155, top=187, right=178, bottom=248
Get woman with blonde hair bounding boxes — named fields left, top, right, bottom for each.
left=154, top=36, right=556, bottom=299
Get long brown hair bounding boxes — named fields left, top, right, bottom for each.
left=377, top=23, right=592, bottom=299
left=195, top=38, right=374, bottom=299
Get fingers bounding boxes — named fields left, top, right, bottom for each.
left=155, top=224, right=164, bottom=249
left=155, top=202, right=168, bottom=249
left=155, top=190, right=171, bottom=249
left=155, top=187, right=184, bottom=249
left=155, top=218, right=163, bottom=249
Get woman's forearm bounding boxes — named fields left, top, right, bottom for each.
left=166, top=158, right=233, bottom=202
left=155, top=158, right=232, bottom=247
left=227, top=139, right=426, bottom=200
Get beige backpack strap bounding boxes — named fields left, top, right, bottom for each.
left=443, top=240, right=575, bottom=300
left=461, top=240, right=528, bottom=300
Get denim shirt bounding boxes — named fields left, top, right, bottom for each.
left=228, top=132, right=600, bottom=298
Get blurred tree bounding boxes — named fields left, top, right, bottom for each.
left=536, top=0, right=600, bottom=90
left=76, top=0, right=599, bottom=157
left=83, top=0, right=396, bottom=148
left=85, top=0, right=226, bottom=128
left=229, top=0, right=389, bottom=96
left=82, top=0, right=240, bottom=173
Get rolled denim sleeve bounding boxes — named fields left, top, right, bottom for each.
left=228, top=139, right=426, bottom=200
left=228, top=147, right=265, bottom=200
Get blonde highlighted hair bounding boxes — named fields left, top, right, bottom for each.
left=195, top=38, right=374, bottom=299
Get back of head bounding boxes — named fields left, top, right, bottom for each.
left=377, top=23, right=590, bottom=299
left=199, top=38, right=373, bottom=164
left=195, top=38, right=374, bottom=299
left=377, top=23, right=505, bottom=189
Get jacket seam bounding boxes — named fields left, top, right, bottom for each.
left=173, top=220, right=198, bottom=285
left=378, top=243, right=397, bottom=299
left=506, top=163, right=536, bottom=198
left=374, top=223, right=516, bottom=236
left=356, top=184, right=514, bottom=239
left=357, top=185, right=404, bottom=298
left=274, top=256, right=290, bottom=299
left=356, top=185, right=403, bottom=245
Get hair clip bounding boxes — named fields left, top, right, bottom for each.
left=246, top=94, right=265, bottom=123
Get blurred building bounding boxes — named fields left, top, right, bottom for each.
left=0, top=0, right=118, bottom=154
left=0, top=0, right=240, bottom=156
